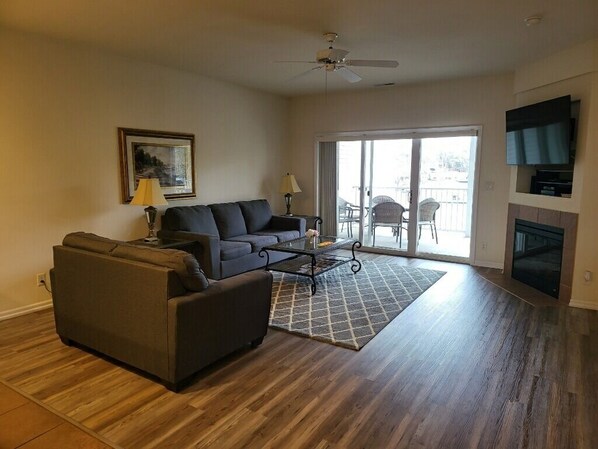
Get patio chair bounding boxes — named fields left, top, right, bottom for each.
left=338, top=197, right=360, bottom=238
left=372, top=195, right=395, bottom=205
left=404, top=198, right=440, bottom=243
left=371, top=201, right=407, bottom=247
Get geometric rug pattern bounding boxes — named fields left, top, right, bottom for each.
left=269, top=261, right=445, bottom=350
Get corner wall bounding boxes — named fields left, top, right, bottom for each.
left=510, top=39, right=598, bottom=310
left=0, top=29, right=289, bottom=318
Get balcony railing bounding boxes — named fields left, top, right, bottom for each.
left=346, top=186, right=469, bottom=233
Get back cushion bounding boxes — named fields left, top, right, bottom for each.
left=62, top=232, right=120, bottom=255
left=162, top=205, right=220, bottom=237
left=238, top=199, right=273, bottom=233
left=112, top=244, right=209, bottom=292
left=209, top=203, right=248, bottom=239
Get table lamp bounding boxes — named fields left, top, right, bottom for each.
left=130, top=178, right=168, bottom=241
left=279, top=173, right=301, bottom=216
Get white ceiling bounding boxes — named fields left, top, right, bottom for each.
left=1, top=0, right=597, bottom=96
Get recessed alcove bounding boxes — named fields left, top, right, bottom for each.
left=514, top=166, right=535, bottom=194
left=514, top=165, right=574, bottom=197
left=512, top=100, right=579, bottom=197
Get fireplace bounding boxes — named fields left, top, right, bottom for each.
left=512, top=219, right=564, bottom=298
left=504, top=204, right=577, bottom=303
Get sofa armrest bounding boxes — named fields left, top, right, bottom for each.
left=167, top=270, right=273, bottom=383
left=157, top=229, right=221, bottom=279
left=270, top=215, right=306, bottom=234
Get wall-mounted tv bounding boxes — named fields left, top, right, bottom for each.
left=506, top=95, right=572, bottom=165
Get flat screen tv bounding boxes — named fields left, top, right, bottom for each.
left=506, top=95, right=571, bottom=165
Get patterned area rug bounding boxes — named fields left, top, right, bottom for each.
left=269, top=261, right=445, bottom=350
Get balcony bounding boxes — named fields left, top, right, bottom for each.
left=337, top=185, right=471, bottom=259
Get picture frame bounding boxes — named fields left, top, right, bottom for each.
left=118, top=127, right=196, bottom=203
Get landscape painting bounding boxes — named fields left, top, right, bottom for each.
left=119, top=128, right=196, bottom=202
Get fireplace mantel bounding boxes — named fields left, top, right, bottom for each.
left=504, top=203, right=578, bottom=303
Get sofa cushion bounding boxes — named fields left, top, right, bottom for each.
left=219, top=240, right=252, bottom=261
left=162, top=205, right=219, bottom=236
left=238, top=199, right=273, bottom=234
left=254, top=229, right=300, bottom=243
left=227, top=234, right=278, bottom=252
left=209, top=203, right=248, bottom=239
left=63, top=232, right=120, bottom=255
left=112, top=244, right=209, bottom=292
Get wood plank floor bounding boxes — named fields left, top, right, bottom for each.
left=1, top=253, right=597, bottom=448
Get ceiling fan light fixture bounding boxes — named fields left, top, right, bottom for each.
left=317, top=48, right=349, bottom=64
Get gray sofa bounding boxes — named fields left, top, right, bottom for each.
left=158, top=199, right=305, bottom=279
left=51, top=232, right=273, bottom=391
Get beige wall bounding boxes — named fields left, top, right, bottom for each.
left=510, top=39, right=598, bottom=310
left=1, top=28, right=594, bottom=317
left=288, top=74, right=515, bottom=268
left=0, top=29, right=289, bottom=317
left=575, top=73, right=598, bottom=309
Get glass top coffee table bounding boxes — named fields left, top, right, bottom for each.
left=259, top=236, right=362, bottom=295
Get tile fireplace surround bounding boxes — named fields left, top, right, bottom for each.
left=504, top=203, right=578, bottom=303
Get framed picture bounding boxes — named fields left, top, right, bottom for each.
left=118, top=127, right=196, bottom=202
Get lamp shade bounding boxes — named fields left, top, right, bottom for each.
left=130, top=178, right=168, bottom=206
left=279, top=173, right=302, bottom=194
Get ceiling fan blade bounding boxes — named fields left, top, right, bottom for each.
left=275, top=60, right=319, bottom=64
left=345, top=59, right=399, bottom=68
left=288, top=65, right=323, bottom=82
left=334, top=66, right=362, bottom=83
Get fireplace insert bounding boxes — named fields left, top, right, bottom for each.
left=512, top=219, right=564, bottom=298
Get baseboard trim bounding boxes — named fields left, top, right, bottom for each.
left=569, top=299, right=598, bottom=310
left=0, top=300, right=53, bottom=321
left=472, top=260, right=504, bottom=270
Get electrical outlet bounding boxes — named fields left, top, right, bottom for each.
left=36, top=273, right=46, bottom=287
left=481, top=242, right=488, bottom=250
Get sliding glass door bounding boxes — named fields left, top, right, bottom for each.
left=330, top=128, right=478, bottom=261
left=417, top=136, right=477, bottom=258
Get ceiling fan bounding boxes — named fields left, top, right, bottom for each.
left=280, top=32, right=399, bottom=84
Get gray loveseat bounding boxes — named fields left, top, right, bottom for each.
left=51, top=232, right=273, bottom=391
left=158, top=199, right=305, bottom=279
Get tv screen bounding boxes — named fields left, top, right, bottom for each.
left=506, top=95, right=571, bottom=165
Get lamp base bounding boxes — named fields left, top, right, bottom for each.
left=143, top=205, right=159, bottom=242
left=284, top=193, right=293, bottom=216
